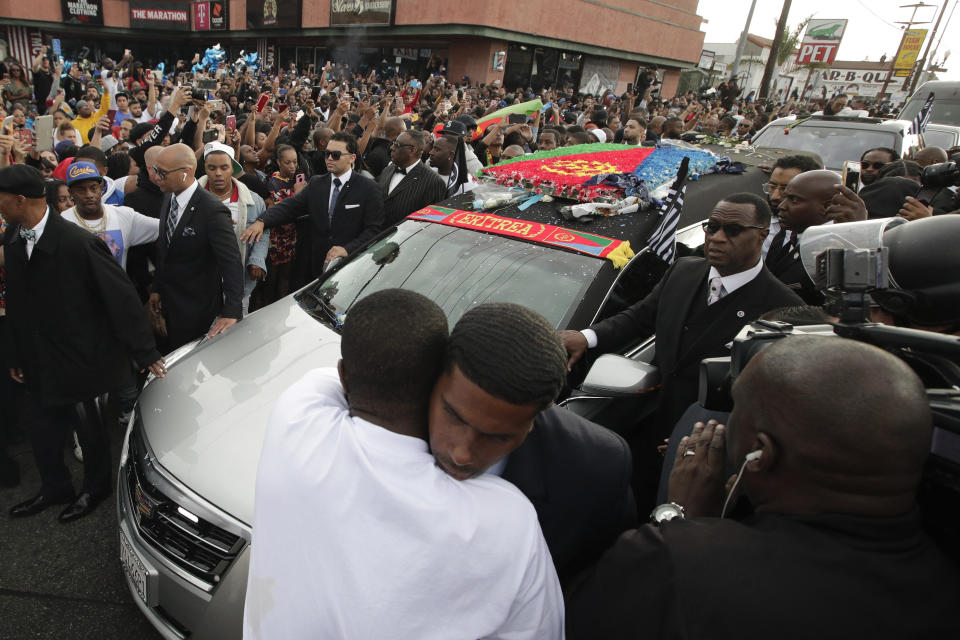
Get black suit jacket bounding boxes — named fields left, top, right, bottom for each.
left=156, top=185, right=244, bottom=350
left=567, top=511, right=960, bottom=640
left=590, top=257, right=803, bottom=435
left=259, top=171, right=384, bottom=279
left=764, top=231, right=824, bottom=305
left=377, top=162, right=448, bottom=227
left=503, top=405, right=638, bottom=587
left=3, top=212, right=161, bottom=406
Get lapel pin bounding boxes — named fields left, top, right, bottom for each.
left=737, top=310, right=745, bottom=318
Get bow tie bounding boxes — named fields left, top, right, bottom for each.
left=19, top=227, right=36, bottom=242
left=395, top=166, right=407, bottom=175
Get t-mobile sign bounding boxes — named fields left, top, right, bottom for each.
left=194, top=2, right=210, bottom=30
left=796, top=18, right=848, bottom=65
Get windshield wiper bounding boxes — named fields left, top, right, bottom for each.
left=298, top=289, right=343, bottom=328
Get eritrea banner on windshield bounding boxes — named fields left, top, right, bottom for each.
left=407, top=205, right=634, bottom=267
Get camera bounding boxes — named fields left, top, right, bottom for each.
left=920, top=161, right=960, bottom=190
left=697, top=218, right=960, bottom=561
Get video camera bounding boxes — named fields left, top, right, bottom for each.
left=698, top=217, right=960, bottom=561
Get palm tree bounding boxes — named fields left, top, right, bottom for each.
left=777, top=17, right=813, bottom=67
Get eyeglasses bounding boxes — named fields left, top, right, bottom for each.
left=390, top=142, right=416, bottom=150
left=323, top=150, right=352, bottom=161
left=701, top=220, right=768, bottom=237
left=862, top=161, right=887, bottom=170
left=153, top=165, right=189, bottom=180
left=761, top=182, right=789, bottom=194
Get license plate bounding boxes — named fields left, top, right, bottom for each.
left=120, top=529, right=149, bottom=604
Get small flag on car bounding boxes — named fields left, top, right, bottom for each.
left=910, top=92, right=935, bottom=135
left=646, top=156, right=690, bottom=265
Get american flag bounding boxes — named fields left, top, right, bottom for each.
left=910, top=92, right=935, bottom=135
left=6, top=26, right=44, bottom=83
left=646, top=156, right=690, bottom=264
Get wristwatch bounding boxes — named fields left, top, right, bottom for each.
left=650, top=502, right=685, bottom=525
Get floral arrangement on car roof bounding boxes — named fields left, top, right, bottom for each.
left=480, top=143, right=719, bottom=203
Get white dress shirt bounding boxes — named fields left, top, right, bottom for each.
left=581, top=258, right=765, bottom=348
left=328, top=168, right=352, bottom=213
left=24, top=207, right=50, bottom=259
left=244, top=369, right=564, bottom=640
left=169, top=179, right=199, bottom=230
left=761, top=216, right=792, bottom=260
left=388, top=159, right=420, bottom=194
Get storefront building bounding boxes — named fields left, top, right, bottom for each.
left=2, top=0, right=705, bottom=97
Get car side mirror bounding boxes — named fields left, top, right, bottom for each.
left=581, top=354, right=660, bottom=397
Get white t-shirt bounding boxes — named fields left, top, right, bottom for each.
left=61, top=203, right=160, bottom=268
left=243, top=369, right=564, bottom=640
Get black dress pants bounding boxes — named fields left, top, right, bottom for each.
left=23, top=392, right=111, bottom=498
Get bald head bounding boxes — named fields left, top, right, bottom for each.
left=156, top=143, right=197, bottom=194
left=730, top=335, right=931, bottom=517
left=144, top=145, right=163, bottom=167
left=913, top=146, right=948, bottom=167
left=778, top=169, right=841, bottom=233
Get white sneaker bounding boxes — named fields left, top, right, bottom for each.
left=72, top=431, right=83, bottom=463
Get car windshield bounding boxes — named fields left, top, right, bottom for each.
left=303, top=220, right=604, bottom=329
left=901, top=99, right=960, bottom=127
left=753, top=124, right=898, bottom=169
left=922, top=128, right=958, bottom=150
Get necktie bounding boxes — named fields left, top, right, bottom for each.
left=329, top=177, right=341, bottom=222
left=707, top=276, right=727, bottom=305
left=166, top=196, right=179, bottom=243
left=395, top=165, right=407, bottom=175
left=19, top=227, right=36, bottom=242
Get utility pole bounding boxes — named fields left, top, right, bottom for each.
left=730, top=0, right=759, bottom=81
left=909, top=0, right=950, bottom=93
left=759, top=0, right=792, bottom=100
left=877, top=2, right=933, bottom=103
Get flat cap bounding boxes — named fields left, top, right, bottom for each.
left=0, top=165, right=47, bottom=198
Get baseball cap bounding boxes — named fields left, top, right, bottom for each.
left=65, top=160, right=103, bottom=186
left=100, top=135, right=120, bottom=153
left=0, top=165, right=47, bottom=198
left=75, top=99, right=90, bottom=110
left=440, top=120, right=468, bottom=137
left=203, top=142, right=243, bottom=177
left=453, top=114, right=477, bottom=131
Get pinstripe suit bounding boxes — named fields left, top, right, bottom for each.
left=377, top=161, right=448, bottom=227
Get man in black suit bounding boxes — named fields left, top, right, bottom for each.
left=241, top=132, right=384, bottom=279
left=766, top=169, right=843, bottom=305
left=560, top=193, right=802, bottom=508
left=377, top=130, right=448, bottom=227
left=429, top=303, right=637, bottom=587
left=0, top=165, right=165, bottom=522
left=567, top=337, right=960, bottom=640
left=148, top=144, right=244, bottom=351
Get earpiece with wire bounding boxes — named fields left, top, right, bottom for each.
left=721, top=450, right=762, bottom=518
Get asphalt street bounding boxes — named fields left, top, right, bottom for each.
left=0, top=429, right=162, bottom=640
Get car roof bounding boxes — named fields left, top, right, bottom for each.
left=766, top=115, right=913, bottom=132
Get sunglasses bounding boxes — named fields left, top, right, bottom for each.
left=701, top=220, right=768, bottom=237
left=862, top=161, right=887, bottom=170
left=323, top=150, right=351, bottom=161
left=761, top=182, right=789, bottom=194
left=153, top=165, right=188, bottom=180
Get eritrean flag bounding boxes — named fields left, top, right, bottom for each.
left=407, top=205, right=635, bottom=267
left=434, top=99, right=544, bottom=139
left=481, top=143, right=655, bottom=189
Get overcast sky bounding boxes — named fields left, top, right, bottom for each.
left=697, top=0, right=959, bottom=80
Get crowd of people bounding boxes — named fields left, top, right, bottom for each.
left=1, top=47, right=959, bottom=638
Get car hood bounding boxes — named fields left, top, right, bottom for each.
left=137, top=294, right=341, bottom=526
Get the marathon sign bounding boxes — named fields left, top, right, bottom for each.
left=816, top=68, right=892, bottom=95
left=331, top=0, right=393, bottom=26
left=796, top=18, right=848, bottom=65
left=61, top=0, right=103, bottom=25
left=130, top=1, right=191, bottom=30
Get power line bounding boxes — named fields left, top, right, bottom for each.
left=855, top=0, right=906, bottom=30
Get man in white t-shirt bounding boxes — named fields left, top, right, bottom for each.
left=61, top=160, right=159, bottom=269
left=244, top=289, right=564, bottom=640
